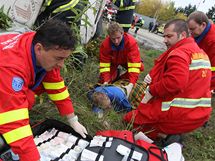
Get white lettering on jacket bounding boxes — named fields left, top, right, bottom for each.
left=1, top=34, right=22, bottom=50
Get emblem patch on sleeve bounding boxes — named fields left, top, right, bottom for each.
left=12, top=77, right=24, bottom=92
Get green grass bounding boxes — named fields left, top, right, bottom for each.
left=0, top=6, right=12, bottom=30
left=30, top=47, right=215, bottom=161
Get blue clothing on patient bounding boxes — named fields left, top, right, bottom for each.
left=88, top=86, right=132, bottom=112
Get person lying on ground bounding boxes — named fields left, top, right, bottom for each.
left=87, top=79, right=147, bottom=114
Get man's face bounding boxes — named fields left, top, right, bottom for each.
left=109, top=31, right=123, bottom=46
left=188, top=19, right=206, bottom=37
left=35, top=44, right=71, bottom=71
left=163, top=24, right=183, bottom=49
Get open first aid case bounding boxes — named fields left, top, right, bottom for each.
left=0, top=119, right=150, bottom=161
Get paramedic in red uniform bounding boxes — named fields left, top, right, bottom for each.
left=0, top=19, right=87, bottom=161
left=124, top=19, right=212, bottom=138
left=187, top=11, right=215, bottom=90
left=99, top=22, right=144, bottom=96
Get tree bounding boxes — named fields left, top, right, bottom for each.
left=175, top=4, right=197, bottom=16
left=207, top=5, right=215, bottom=23
left=135, top=0, right=162, bottom=18
left=174, top=12, right=187, bottom=20
left=159, top=2, right=176, bottom=21
left=135, top=0, right=177, bottom=21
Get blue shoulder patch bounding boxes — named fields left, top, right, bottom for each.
left=12, top=77, right=24, bottom=92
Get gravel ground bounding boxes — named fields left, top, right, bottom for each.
left=129, top=28, right=167, bottom=51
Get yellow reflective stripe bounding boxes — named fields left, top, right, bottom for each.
left=48, top=89, right=69, bottom=101
left=211, top=67, right=215, bottom=71
left=119, top=6, right=135, bottom=11
left=100, top=68, right=110, bottom=73
left=43, top=81, right=65, bottom=90
left=162, top=98, right=211, bottom=111
left=45, top=0, right=52, bottom=6
left=128, top=68, right=140, bottom=73
left=0, top=109, right=29, bottom=125
left=120, top=0, right=123, bottom=7
left=100, top=63, right=110, bottom=67
left=128, top=62, right=141, bottom=67
left=3, top=125, right=32, bottom=144
left=119, top=24, right=132, bottom=28
left=53, top=0, right=79, bottom=13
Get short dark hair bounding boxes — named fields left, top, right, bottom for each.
left=187, top=11, right=209, bottom=25
left=164, top=19, right=189, bottom=37
left=32, top=19, right=76, bottom=50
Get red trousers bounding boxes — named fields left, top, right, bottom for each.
left=124, top=102, right=212, bottom=139
left=211, top=72, right=215, bottom=90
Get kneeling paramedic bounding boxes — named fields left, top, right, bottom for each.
left=99, top=22, right=144, bottom=97
left=124, top=19, right=212, bottom=138
left=0, top=19, right=87, bottom=161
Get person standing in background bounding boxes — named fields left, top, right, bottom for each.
left=134, top=17, right=145, bottom=35
left=112, top=0, right=137, bottom=32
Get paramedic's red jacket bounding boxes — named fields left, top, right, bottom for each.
left=197, top=23, right=215, bottom=89
left=0, top=32, right=74, bottom=161
left=99, top=33, right=143, bottom=84
left=124, top=37, right=212, bottom=135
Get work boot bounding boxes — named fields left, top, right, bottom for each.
left=161, top=134, right=183, bottom=147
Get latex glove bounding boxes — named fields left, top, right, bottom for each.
left=67, top=115, right=88, bottom=138
left=122, top=83, right=134, bottom=98
left=103, top=82, right=108, bottom=85
left=141, top=86, right=153, bottom=104
left=144, top=74, right=152, bottom=84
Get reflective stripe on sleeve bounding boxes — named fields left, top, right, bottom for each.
left=128, top=62, right=141, bottom=68
left=119, top=24, right=132, bottom=28
left=189, top=59, right=211, bottom=70
left=120, top=0, right=123, bottom=7
left=100, top=68, right=110, bottom=73
left=48, top=89, right=70, bottom=101
left=43, top=81, right=65, bottom=90
left=100, top=63, right=110, bottom=67
left=0, top=108, right=29, bottom=125
left=211, top=67, right=215, bottom=71
left=128, top=68, right=140, bottom=73
left=46, top=0, right=52, bottom=6
left=3, top=125, right=32, bottom=144
left=162, top=98, right=211, bottom=111
left=53, top=0, right=79, bottom=13
left=119, top=6, right=135, bottom=11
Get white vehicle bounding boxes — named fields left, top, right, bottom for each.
left=0, top=0, right=106, bottom=44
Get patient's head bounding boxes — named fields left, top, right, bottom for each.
left=92, top=92, right=111, bottom=109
